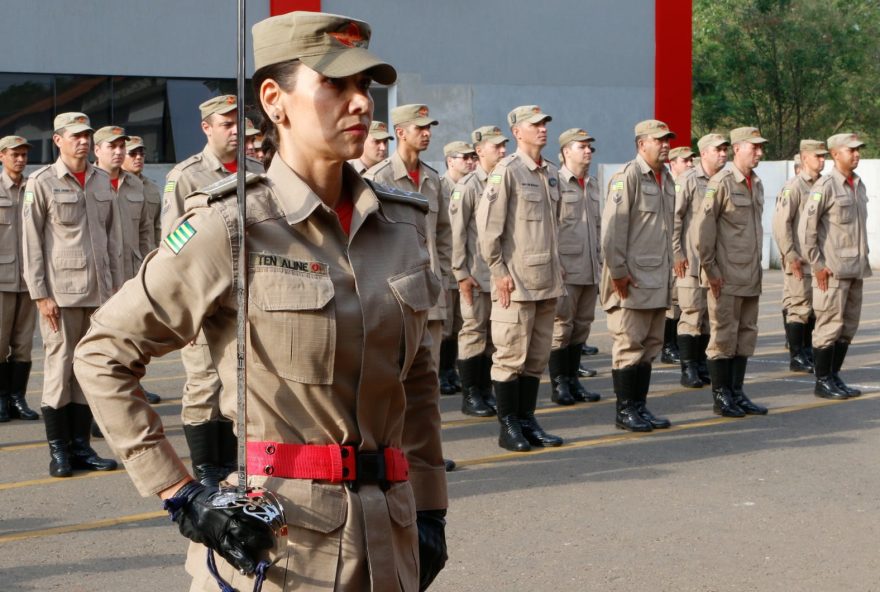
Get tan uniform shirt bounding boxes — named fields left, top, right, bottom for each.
left=476, top=150, right=564, bottom=302
left=673, top=162, right=711, bottom=279
left=22, top=160, right=122, bottom=306
left=113, top=171, right=154, bottom=281
left=74, top=159, right=445, bottom=589
left=440, top=172, right=460, bottom=291
left=348, top=158, right=369, bottom=175
left=365, top=152, right=451, bottom=320
left=695, top=165, right=764, bottom=297
left=600, top=155, right=674, bottom=310
left=450, top=167, right=492, bottom=292
left=556, top=166, right=601, bottom=285
left=161, top=146, right=263, bottom=238
left=772, top=170, right=819, bottom=276
left=0, top=170, right=28, bottom=292
left=139, top=173, right=162, bottom=249
left=801, top=167, right=871, bottom=281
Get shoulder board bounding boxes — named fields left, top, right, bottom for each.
left=421, top=161, right=438, bottom=174
left=497, top=154, right=517, bottom=167
left=195, top=172, right=265, bottom=201
left=544, top=158, right=558, bottom=168
left=30, top=164, right=52, bottom=179
left=92, top=167, right=109, bottom=178
left=365, top=179, right=429, bottom=213
left=175, top=153, right=203, bottom=171
left=459, top=171, right=477, bottom=186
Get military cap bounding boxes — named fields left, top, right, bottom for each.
left=730, top=127, right=767, bottom=144
left=252, top=11, right=396, bottom=85
left=0, top=135, right=32, bottom=151
left=471, top=126, right=508, bottom=145
left=53, top=112, right=93, bottom=135
left=793, top=154, right=801, bottom=166
left=558, top=128, right=595, bottom=148
left=94, top=126, right=129, bottom=145
left=443, top=141, right=475, bottom=157
left=508, top=105, right=551, bottom=127
left=126, top=136, right=145, bottom=151
left=245, top=118, right=260, bottom=137
left=392, top=104, right=438, bottom=127
left=799, top=139, right=828, bottom=155
left=668, top=146, right=694, bottom=160
left=369, top=121, right=393, bottom=140
left=697, top=133, right=729, bottom=151
left=199, top=95, right=237, bottom=121
left=634, top=119, right=675, bottom=139
left=827, top=133, right=865, bottom=150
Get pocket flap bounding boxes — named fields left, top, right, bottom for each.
left=125, top=193, right=144, bottom=203
left=52, top=192, right=79, bottom=204
left=250, top=269, right=334, bottom=312
left=54, top=251, right=87, bottom=270
left=635, top=254, right=663, bottom=267
left=522, top=191, right=542, bottom=202
left=386, top=482, right=416, bottom=527
left=0, top=198, right=12, bottom=207
left=642, top=184, right=658, bottom=195
left=524, top=251, right=551, bottom=266
left=94, top=191, right=113, bottom=202
left=562, top=192, right=580, bottom=203
left=731, top=193, right=752, bottom=207
left=282, top=481, right=347, bottom=533
left=838, top=246, right=859, bottom=258
left=490, top=304, right=519, bottom=324
left=388, top=264, right=440, bottom=312
left=0, top=253, right=15, bottom=264
left=638, top=198, right=659, bottom=212
left=835, top=195, right=853, bottom=206
left=559, top=243, right=583, bottom=255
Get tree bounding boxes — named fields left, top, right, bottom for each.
left=693, top=0, right=880, bottom=159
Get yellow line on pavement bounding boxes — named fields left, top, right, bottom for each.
left=0, top=511, right=166, bottom=544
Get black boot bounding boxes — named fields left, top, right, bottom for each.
left=216, top=420, right=238, bottom=483
left=707, top=358, right=744, bottom=417
left=183, top=421, right=225, bottom=486
left=832, top=340, right=860, bottom=397
left=635, top=363, right=670, bottom=428
left=582, top=344, right=599, bottom=356
left=730, top=356, right=767, bottom=415
left=577, top=363, right=598, bottom=378
left=8, top=361, right=38, bottom=420
left=447, top=339, right=461, bottom=392
left=519, top=375, right=563, bottom=447
left=613, top=366, right=651, bottom=432
left=804, top=315, right=815, bottom=365
left=697, top=333, right=711, bottom=385
left=43, top=405, right=72, bottom=477
left=439, top=339, right=459, bottom=395
left=786, top=323, right=814, bottom=373
left=568, top=344, right=600, bottom=402
left=494, top=379, right=530, bottom=452
left=677, top=334, right=704, bottom=388
left=660, top=318, right=680, bottom=364
left=69, top=403, right=118, bottom=471
left=0, top=361, right=10, bottom=423
left=814, top=345, right=848, bottom=399
left=480, top=355, right=496, bottom=411
left=458, top=356, right=494, bottom=417
left=782, top=309, right=789, bottom=350
left=548, top=348, right=575, bottom=406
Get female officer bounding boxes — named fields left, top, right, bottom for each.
left=74, top=11, right=447, bottom=592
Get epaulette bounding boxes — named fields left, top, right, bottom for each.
left=30, top=164, right=52, bottom=179
left=421, top=161, right=438, bottom=174
left=194, top=172, right=265, bottom=202
left=495, top=154, right=516, bottom=168
left=365, top=178, right=429, bottom=213
left=174, top=153, right=203, bottom=172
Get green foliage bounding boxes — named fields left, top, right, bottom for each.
left=693, top=0, right=880, bottom=158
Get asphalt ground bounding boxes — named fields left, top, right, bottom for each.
left=1, top=269, right=879, bottom=591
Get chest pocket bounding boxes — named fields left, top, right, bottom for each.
left=51, top=191, right=81, bottom=224
left=0, top=198, right=13, bottom=225
left=637, top=190, right=659, bottom=215
left=94, top=191, right=113, bottom=224
left=834, top=195, right=854, bottom=224
left=518, top=190, right=544, bottom=221
left=560, top=191, right=581, bottom=221
left=728, top=192, right=753, bottom=225
left=124, top=192, right=144, bottom=219
left=249, top=267, right=336, bottom=384
left=388, top=264, right=439, bottom=378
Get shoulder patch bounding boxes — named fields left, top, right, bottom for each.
left=164, top=180, right=176, bottom=194
left=811, top=192, right=822, bottom=201
left=782, top=188, right=792, bottom=197
left=675, top=183, right=682, bottom=193
left=489, top=174, right=503, bottom=185
left=164, top=220, right=196, bottom=255
left=365, top=179, right=429, bottom=213
left=611, top=180, right=624, bottom=191
left=705, top=187, right=717, bottom=198
left=452, top=190, right=461, bottom=201
left=23, top=191, right=34, bottom=204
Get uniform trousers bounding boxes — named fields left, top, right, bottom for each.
left=812, top=278, right=862, bottom=348
left=39, top=306, right=95, bottom=408
left=180, top=330, right=223, bottom=425
left=490, top=299, right=556, bottom=382
left=676, top=275, right=709, bottom=336
left=443, top=288, right=463, bottom=339
left=606, top=306, right=665, bottom=369
left=707, top=293, right=759, bottom=359
left=552, top=283, right=597, bottom=349
left=0, top=291, right=36, bottom=361
left=782, top=272, right=813, bottom=324
left=428, top=320, right=443, bottom=370
left=458, top=290, right=493, bottom=359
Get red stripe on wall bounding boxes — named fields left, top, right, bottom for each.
left=270, top=0, right=321, bottom=15
left=654, top=0, right=692, bottom=147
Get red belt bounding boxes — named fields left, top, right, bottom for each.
left=247, top=442, right=409, bottom=489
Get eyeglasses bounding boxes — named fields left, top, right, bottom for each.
left=453, top=154, right=478, bottom=161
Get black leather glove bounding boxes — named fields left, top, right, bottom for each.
left=417, top=509, right=448, bottom=591
left=163, top=481, right=275, bottom=575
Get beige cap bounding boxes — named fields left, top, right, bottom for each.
left=0, top=135, right=32, bottom=151
left=634, top=119, right=675, bottom=139
left=697, top=133, right=729, bottom=151
left=827, top=133, right=865, bottom=150
left=126, top=136, right=145, bottom=151
left=391, top=104, right=438, bottom=127
left=443, top=141, right=475, bottom=157
left=94, top=125, right=130, bottom=145
left=471, top=126, right=508, bottom=145
left=799, top=139, right=828, bottom=155
left=245, top=118, right=260, bottom=137
left=558, top=128, right=595, bottom=147
left=199, top=95, right=237, bottom=120
left=53, top=112, right=93, bottom=135
left=369, top=121, right=393, bottom=140
left=668, top=146, right=694, bottom=160
left=730, top=127, right=768, bottom=144
left=252, top=11, right=396, bottom=85
left=793, top=154, right=801, bottom=166
left=508, top=105, right=551, bottom=127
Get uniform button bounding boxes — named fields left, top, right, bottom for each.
left=264, top=465, right=274, bottom=475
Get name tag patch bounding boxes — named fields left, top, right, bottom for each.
left=251, top=252, right=328, bottom=275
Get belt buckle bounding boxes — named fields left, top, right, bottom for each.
left=346, top=446, right=389, bottom=492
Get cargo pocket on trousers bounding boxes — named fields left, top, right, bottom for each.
left=52, top=250, right=89, bottom=294
left=249, top=267, right=335, bottom=384
left=521, top=251, right=552, bottom=290
left=389, top=263, right=441, bottom=378
left=284, top=480, right=348, bottom=589
left=386, top=482, right=419, bottom=591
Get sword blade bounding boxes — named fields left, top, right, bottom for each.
left=235, top=0, right=248, bottom=498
